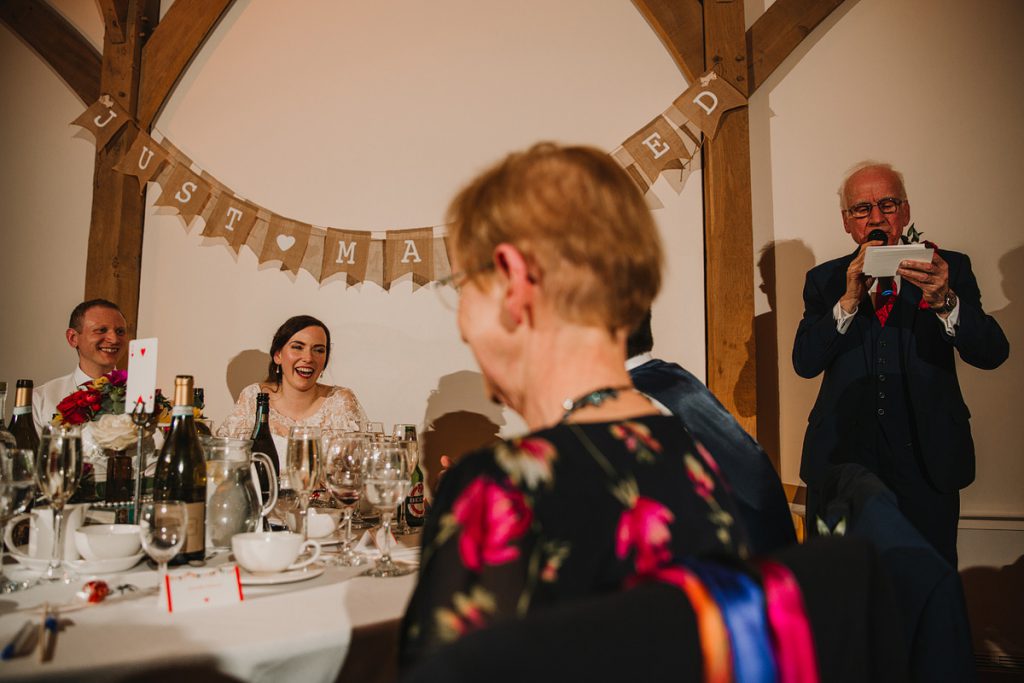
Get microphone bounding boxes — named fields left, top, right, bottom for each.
left=866, top=228, right=888, bottom=244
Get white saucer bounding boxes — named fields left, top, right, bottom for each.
left=10, top=550, right=145, bottom=574
left=239, top=564, right=326, bottom=586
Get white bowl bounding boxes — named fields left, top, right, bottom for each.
left=307, top=508, right=341, bottom=538
left=74, top=524, right=142, bottom=561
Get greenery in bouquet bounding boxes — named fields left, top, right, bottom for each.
left=53, top=369, right=129, bottom=426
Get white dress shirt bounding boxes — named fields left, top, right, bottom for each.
left=33, top=366, right=93, bottom=433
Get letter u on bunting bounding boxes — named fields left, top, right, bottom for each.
left=384, top=227, right=433, bottom=290
left=260, top=216, right=312, bottom=275
left=672, top=70, right=747, bottom=140
left=71, top=95, right=131, bottom=148
left=202, top=193, right=260, bottom=253
left=321, top=229, right=371, bottom=286
left=112, top=129, right=171, bottom=191
left=154, top=163, right=214, bottom=224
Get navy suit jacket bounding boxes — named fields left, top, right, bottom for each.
left=630, top=358, right=796, bottom=554
left=793, top=248, right=1008, bottom=492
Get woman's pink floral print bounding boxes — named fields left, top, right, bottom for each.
left=616, top=496, right=675, bottom=574
left=610, top=421, right=662, bottom=454
left=496, top=437, right=557, bottom=489
left=451, top=477, right=532, bottom=572
left=685, top=454, right=715, bottom=499
left=694, top=441, right=723, bottom=478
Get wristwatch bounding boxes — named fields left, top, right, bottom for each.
left=931, top=289, right=958, bottom=314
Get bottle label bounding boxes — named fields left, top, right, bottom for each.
left=12, top=406, right=31, bottom=416
left=183, top=501, right=206, bottom=554
left=406, top=482, right=425, bottom=519
left=172, top=405, right=193, bottom=417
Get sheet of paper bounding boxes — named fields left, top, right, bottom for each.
left=126, top=338, right=158, bottom=413
left=163, top=565, right=244, bottom=613
left=863, top=244, right=933, bottom=277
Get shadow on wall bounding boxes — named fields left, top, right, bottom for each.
left=225, top=349, right=270, bottom=403
left=420, top=370, right=504, bottom=493
left=961, top=554, right=1024, bottom=660
left=740, top=239, right=817, bottom=472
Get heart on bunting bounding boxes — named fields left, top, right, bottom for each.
left=276, top=234, right=296, bottom=251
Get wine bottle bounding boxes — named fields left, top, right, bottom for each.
left=192, top=387, right=211, bottom=435
left=7, top=380, right=39, bottom=453
left=0, top=381, right=17, bottom=449
left=249, top=392, right=280, bottom=521
left=153, top=375, right=206, bottom=564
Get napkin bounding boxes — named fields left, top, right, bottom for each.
left=353, top=529, right=420, bottom=562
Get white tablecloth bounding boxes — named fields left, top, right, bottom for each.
left=0, top=541, right=418, bottom=682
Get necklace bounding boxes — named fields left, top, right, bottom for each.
left=560, top=385, right=634, bottom=422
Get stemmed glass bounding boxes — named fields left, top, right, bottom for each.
left=285, top=426, right=323, bottom=540
left=35, top=425, right=85, bottom=583
left=0, top=445, right=37, bottom=592
left=365, top=422, right=385, bottom=441
left=323, top=434, right=368, bottom=566
left=391, top=439, right=418, bottom=535
left=362, top=443, right=414, bottom=577
left=139, top=501, right=187, bottom=592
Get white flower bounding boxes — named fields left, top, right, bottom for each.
left=90, top=413, right=137, bottom=451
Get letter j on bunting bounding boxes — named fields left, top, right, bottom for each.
left=71, top=95, right=131, bottom=148
left=383, top=227, right=433, bottom=290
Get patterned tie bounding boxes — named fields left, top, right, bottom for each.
left=874, top=276, right=897, bottom=326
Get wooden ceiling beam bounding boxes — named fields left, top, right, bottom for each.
left=632, top=0, right=704, bottom=83
left=137, top=0, right=235, bottom=128
left=98, top=0, right=129, bottom=44
left=0, top=0, right=101, bottom=105
left=746, top=0, right=846, bottom=92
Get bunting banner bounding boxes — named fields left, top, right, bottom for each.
left=71, top=67, right=745, bottom=289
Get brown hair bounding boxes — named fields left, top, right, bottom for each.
left=447, top=143, right=662, bottom=332
left=68, top=299, right=123, bottom=331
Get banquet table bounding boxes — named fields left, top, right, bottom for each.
left=0, top=537, right=419, bottom=683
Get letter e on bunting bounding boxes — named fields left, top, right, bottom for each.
left=154, top=164, right=213, bottom=224
left=260, top=216, right=312, bottom=275
left=622, top=116, right=690, bottom=191
left=113, top=130, right=171, bottom=190
left=321, top=229, right=371, bottom=286
left=384, top=228, right=433, bottom=290
left=672, top=70, right=747, bottom=140
left=71, top=95, right=131, bottom=148
left=203, top=194, right=260, bottom=253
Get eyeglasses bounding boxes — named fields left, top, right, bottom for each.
left=844, top=197, right=905, bottom=219
left=431, top=263, right=495, bottom=310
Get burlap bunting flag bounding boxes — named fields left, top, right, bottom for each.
left=672, top=71, right=747, bottom=140
left=202, top=193, right=260, bottom=253
left=112, top=129, right=171, bottom=191
left=384, top=227, right=433, bottom=289
left=321, top=229, right=372, bottom=286
left=71, top=95, right=131, bottom=148
left=154, top=163, right=213, bottom=224
left=623, top=116, right=695, bottom=189
left=260, top=216, right=312, bottom=275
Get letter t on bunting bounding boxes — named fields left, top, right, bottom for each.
left=622, top=116, right=691, bottom=193
left=202, top=194, right=260, bottom=253
left=383, top=228, right=433, bottom=290
left=672, top=70, right=747, bottom=140
left=321, top=229, right=371, bottom=286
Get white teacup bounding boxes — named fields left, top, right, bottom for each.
left=232, top=532, right=320, bottom=574
left=74, top=524, right=142, bottom=561
left=307, top=508, right=341, bottom=539
left=4, top=504, right=88, bottom=562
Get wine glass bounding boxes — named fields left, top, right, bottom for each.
left=324, top=434, right=368, bottom=566
left=0, top=445, right=37, bottom=592
left=365, top=422, right=385, bottom=441
left=35, top=425, right=85, bottom=583
left=391, top=439, right=418, bottom=536
left=139, top=501, right=187, bottom=591
left=285, top=426, right=322, bottom=540
left=362, top=444, right=413, bottom=577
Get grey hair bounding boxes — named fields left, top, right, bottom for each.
left=837, top=161, right=908, bottom=209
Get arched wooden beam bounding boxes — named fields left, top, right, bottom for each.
left=747, top=0, right=846, bottom=92
left=98, top=0, right=129, bottom=45
left=632, top=0, right=704, bottom=84
left=0, top=0, right=101, bottom=105
left=137, top=0, right=235, bottom=129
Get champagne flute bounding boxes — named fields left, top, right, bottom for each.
left=391, top=439, right=418, bottom=535
left=324, top=434, right=367, bottom=566
left=365, top=422, right=385, bottom=441
left=362, top=444, right=413, bottom=577
left=0, top=445, right=37, bottom=592
left=35, top=425, right=85, bottom=583
left=285, top=426, right=322, bottom=540
left=139, top=501, right=187, bottom=592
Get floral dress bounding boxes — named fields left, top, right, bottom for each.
left=399, top=415, right=747, bottom=666
left=216, top=383, right=367, bottom=439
